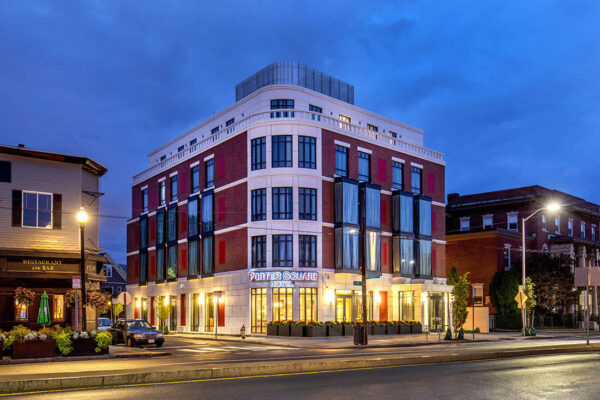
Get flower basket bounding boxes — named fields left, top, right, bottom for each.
left=291, top=325, right=305, bottom=337
left=411, top=322, right=422, bottom=334
left=400, top=324, right=411, bottom=334
left=12, top=340, right=56, bottom=359
left=343, top=324, right=354, bottom=336
left=306, top=325, right=326, bottom=337
left=327, top=325, right=342, bottom=336
left=266, top=324, right=279, bottom=336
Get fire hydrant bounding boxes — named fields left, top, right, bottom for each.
left=240, top=324, right=246, bottom=339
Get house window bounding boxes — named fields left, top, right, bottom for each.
left=272, top=135, right=292, bottom=168
left=460, top=217, right=470, bottom=232
left=202, top=236, right=214, bottom=274
left=555, top=216, right=560, bottom=234
left=309, top=104, right=322, bottom=121
left=188, top=198, right=199, bottom=236
left=541, top=214, right=547, bottom=231
left=473, top=285, right=484, bottom=305
left=159, top=181, right=166, bottom=206
left=15, top=302, right=28, bottom=320
left=298, top=188, right=317, bottom=220
left=334, top=180, right=359, bottom=225
left=226, top=118, right=235, bottom=126
left=581, top=222, right=586, bottom=239
left=188, top=239, right=199, bottom=277
left=503, top=245, right=511, bottom=271
left=0, top=160, right=11, bottom=182
left=389, top=131, right=398, bottom=139
left=272, top=187, right=293, bottom=220
left=392, top=161, right=403, bottom=190
left=335, top=145, right=348, bottom=177
left=211, top=126, right=219, bottom=134
left=177, top=145, right=184, bottom=152
left=251, top=189, right=266, bottom=221
left=251, top=236, right=266, bottom=268
left=507, top=212, right=518, bottom=231
left=272, top=288, right=293, bottom=320
left=411, top=167, right=422, bottom=194
left=483, top=215, right=493, bottom=229
left=299, top=288, right=318, bottom=321
left=53, top=295, right=65, bottom=320
left=191, top=166, right=200, bottom=193
left=170, top=176, right=178, bottom=202
left=105, top=265, right=113, bottom=278
left=202, top=192, right=214, bottom=233
left=273, top=235, right=293, bottom=267
left=367, top=123, right=378, bottom=132
left=358, top=152, right=370, bottom=182
left=335, top=179, right=360, bottom=270
left=270, top=99, right=294, bottom=118
left=22, top=191, right=52, bottom=228
left=339, top=114, right=351, bottom=124
left=568, top=219, right=573, bottom=236
left=251, top=288, right=267, bottom=333
left=298, top=136, right=316, bottom=169
left=142, top=189, right=148, bottom=213
left=299, top=235, right=317, bottom=268
left=205, top=159, right=214, bottom=188
left=251, top=137, right=266, bottom=170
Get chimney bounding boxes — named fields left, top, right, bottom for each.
left=17, top=144, right=25, bottom=148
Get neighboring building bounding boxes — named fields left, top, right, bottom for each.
left=100, top=252, right=127, bottom=297
left=446, top=185, right=600, bottom=319
left=0, top=144, right=107, bottom=329
left=126, top=62, right=450, bottom=335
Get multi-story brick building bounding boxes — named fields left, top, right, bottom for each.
left=446, top=185, right=600, bottom=319
left=126, top=62, right=450, bottom=335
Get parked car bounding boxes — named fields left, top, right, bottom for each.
left=97, top=317, right=113, bottom=331
left=108, top=319, right=164, bottom=347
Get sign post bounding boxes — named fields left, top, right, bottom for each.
left=72, top=276, right=81, bottom=331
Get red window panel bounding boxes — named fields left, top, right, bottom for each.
left=432, top=208, right=436, bottom=233
left=134, top=298, right=139, bottom=319
left=218, top=291, right=225, bottom=327
left=219, top=241, right=226, bottom=264
left=379, top=291, right=388, bottom=321
left=150, top=297, right=155, bottom=325
left=134, top=259, right=139, bottom=278
left=218, top=197, right=226, bottom=222
left=133, top=189, right=141, bottom=215
left=381, top=241, right=388, bottom=266
left=217, top=155, right=226, bottom=179
left=380, top=200, right=387, bottom=225
left=150, top=219, right=156, bottom=241
left=180, top=294, right=186, bottom=326
left=180, top=248, right=187, bottom=270
left=427, top=172, right=435, bottom=195
left=378, top=159, right=387, bottom=182
left=150, top=253, right=156, bottom=275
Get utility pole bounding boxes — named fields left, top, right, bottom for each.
left=360, top=213, right=368, bottom=345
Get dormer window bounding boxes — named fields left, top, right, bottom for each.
left=507, top=212, right=518, bottom=231
left=460, top=217, right=470, bottom=232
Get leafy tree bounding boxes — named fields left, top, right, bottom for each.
left=447, top=266, right=470, bottom=337
left=489, top=265, right=521, bottom=329
left=524, top=277, right=537, bottom=329
left=158, top=303, right=170, bottom=330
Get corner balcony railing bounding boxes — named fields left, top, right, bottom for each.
left=132, top=110, right=445, bottom=185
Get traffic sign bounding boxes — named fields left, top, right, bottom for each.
left=353, top=281, right=362, bottom=286
left=515, top=285, right=527, bottom=308
left=72, top=276, right=81, bottom=289
left=367, top=274, right=381, bottom=279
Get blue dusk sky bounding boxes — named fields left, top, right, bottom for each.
left=1, top=1, right=598, bottom=263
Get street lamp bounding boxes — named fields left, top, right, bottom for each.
left=77, top=206, right=88, bottom=330
left=521, top=202, right=561, bottom=336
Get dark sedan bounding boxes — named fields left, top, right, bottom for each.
left=109, top=319, right=165, bottom=347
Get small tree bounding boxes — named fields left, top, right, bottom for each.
left=524, top=277, right=537, bottom=329
left=447, top=266, right=470, bottom=337
left=158, top=303, right=170, bottom=331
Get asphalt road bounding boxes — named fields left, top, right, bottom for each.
left=13, top=353, right=600, bottom=400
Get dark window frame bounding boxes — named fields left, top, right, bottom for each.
left=272, top=135, right=292, bottom=168
left=251, top=235, right=267, bottom=268
left=251, top=188, right=267, bottom=221
left=272, top=234, right=293, bottom=268
left=299, top=187, right=317, bottom=220
left=205, top=158, right=214, bottom=188
left=272, top=187, right=293, bottom=220
left=251, top=137, right=266, bottom=170
left=298, top=136, right=316, bottom=169
left=335, top=145, right=349, bottom=177
left=358, top=151, right=371, bottom=182
left=299, top=235, right=317, bottom=268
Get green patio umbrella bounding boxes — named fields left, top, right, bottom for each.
left=37, top=291, right=51, bottom=326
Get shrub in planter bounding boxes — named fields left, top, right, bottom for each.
left=369, top=321, right=387, bottom=335
left=94, top=331, right=112, bottom=354
left=325, top=321, right=342, bottom=336
left=399, top=321, right=411, bottom=334
left=411, top=321, right=423, bottom=334
left=266, top=321, right=279, bottom=336
left=56, top=332, right=73, bottom=356
left=11, top=329, right=56, bottom=359
left=306, top=321, right=326, bottom=337
left=278, top=321, right=292, bottom=336
left=343, top=323, right=355, bottom=336
left=387, top=321, right=400, bottom=335
left=291, top=321, right=306, bottom=337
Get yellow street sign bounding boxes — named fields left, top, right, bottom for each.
left=515, top=285, right=528, bottom=308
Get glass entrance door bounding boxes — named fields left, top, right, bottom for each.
left=336, top=293, right=353, bottom=322
left=206, top=292, right=214, bottom=332
left=428, top=293, right=446, bottom=332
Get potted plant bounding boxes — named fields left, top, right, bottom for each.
left=291, top=321, right=306, bottom=337
left=278, top=320, right=292, bottom=336
left=306, top=321, right=326, bottom=337
left=387, top=321, right=399, bottom=335
left=411, top=320, right=423, bottom=334
left=342, top=322, right=355, bottom=336
left=325, top=321, right=342, bottom=336
left=267, top=321, right=279, bottom=336
left=10, top=326, right=56, bottom=359
left=370, top=321, right=387, bottom=335
left=399, top=320, right=411, bottom=334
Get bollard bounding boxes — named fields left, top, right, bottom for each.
left=240, top=324, right=246, bottom=339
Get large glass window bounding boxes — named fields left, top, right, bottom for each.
left=393, top=237, right=414, bottom=275
left=22, top=192, right=52, bottom=228
left=272, top=187, right=292, bottom=220
left=270, top=99, right=294, bottom=118
left=191, top=166, right=200, bottom=193
left=419, top=240, right=432, bottom=276
left=205, top=159, right=214, bottom=188
left=272, top=288, right=293, bottom=321
left=335, top=145, right=348, bottom=177
left=418, top=197, right=432, bottom=236
left=191, top=293, right=200, bottom=331
left=272, top=135, right=292, bottom=168
left=299, top=188, right=317, bottom=220
left=142, top=189, right=148, bottom=213
left=358, top=152, right=370, bottom=182
left=411, top=167, right=422, bottom=194
left=309, top=104, right=322, bottom=121
left=202, top=192, right=214, bottom=233
left=399, top=291, right=415, bottom=321
left=167, top=245, right=177, bottom=279
left=299, top=288, right=318, bottom=321
left=251, top=235, right=266, bottom=268
left=156, top=247, right=165, bottom=281
left=139, top=216, right=148, bottom=249
left=392, top=161, right=403, bottom=190
left=140, top=251, right=148, bottom=284
left=157, top=210, right=165, bottom=244
left=159, top=181, right=166, bottom=206
left=334, top=180, right=359, bottom=225
left=335, top=227, right=359, bottom=270
left=53, top=295, right=65, bottom=320
left=169, top=296, right=177, bottom=331
left=251, top=288, right=267, bottom=333
left=170, top=176, right=178, bottom=202
left=251, top=137, right=266, bottom=170
left=298, top=136, right=316, bottom=169
left=251, top=189, right=266, bottom=221
left=299, top=235, right=317, bottom=268
left=188, top=198, right=199, bottom=236
left=392, top=192, right=414, bottom=234
left=202, top=236, right=214, bottom=274
left=364, top=186, right=381, bottom=229
left=188, top=239, right=199, bottom=277
left=273, top=235, right=293, bottom=267
left=365, top=231, right=381, bottom=271
left=167, top=206, right=177, bottom=242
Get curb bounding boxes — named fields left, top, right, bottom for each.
left=0, top=350, right=168, bottom=365
left=2, top=343, right=599, bottom=395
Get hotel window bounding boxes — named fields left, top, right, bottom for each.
left=252, top=236, right=266, bottom=268
left=335, top=228, right=359, bottom=270
left=299, top=188, right=317, bottom=220
left=178, top=145, right=184, bottom=152
left=272, top=135, right=292, bottom=168
left=366, top=231, right=381, bottom=271
left=581, top=222, right=586, bottom=239
left=211, top=126, right=219, bottom=134
left=22, top=191, right=52, bottom=228
left=205, top=159, right=214, bottom=188
left=156, top=211, right=165, bottom=281
left=273, top=235, right=293, bottom=267
left=139, top=215, right=148, bottom=249
left=555, top=216, right=560, bottom=234
left=416, top=196, right=432, bottom=237
left=503, top=245, right=511, bottom=271
left=140, top=251, right=148, bottom=285
left=541, top=214, right=547, bottom=231
left=170, top=176, right=178, bottom=202
left=309, top=104, right=322, bottom=121
left=335, top=179, right=359, bottom=270
left=166, top=206, right=177, bottom=279
left=251, top=288, right=267, bottom=333
left=419, top=240, right=432, bottom=276
left=299, top=288, right=318, bottom=321
left=188, top=198, right=199, bottom=237
left=299, top=235, right=317, bottom=268
left=392, top=161, right=403, bottom=190
left=361, top=184, right=381, bottom=271
left=202, top=191, right=214, bottom=233
left=272, top=187, right=293, bottom=220
left=251, top=189, right=266, bottom=221
left=483, top=215, right=493, bottom=230
left=272, top=288, right=293, bottom=321
left=411, top=167, right=422, bottom=194
left=190, top=138, right=197, bottom=146
left=270, top=99, right=294, bottom=118
left=393, top=237, right=415, bottom=275
left=507, top=212, right=518, bottom=231
left=167, top=245, right=177, bottom=280
left=141, top=189, right=148, bottom=213
left=399, top=291, right=415, bottom=321
left=167, top=205, right=177, bottom=242
left=298, top=136, right=316, bottom=169
left=188, top=239, right=199, bottom=277
left=15, top=302, right=28, bottom=320
left=191, top=166, right=200, bottom=193
left=160, top=155, right=166, bottom=161
left=389, top=131, right=398, bottom=139
left=202, top=236, right=214, bottom=274
left=367, top=123, right=378, bottom=132
left=226, top=118, right=235, bottom=127
left=339, top=114, right=351, bottom=124
left=53, top=295, right=65, bottom=321
left=335, top=145, right=348, bottom=177
left=568, top=219, right=573, bottom=236
left=593, top=226, right=597, bottom=241
left=335, top=179, right=359, bottom=225
left=159, top=181, right=166, bottom=206
left=358, top=152, right=370, bottom=182
left=460, top=217, right=470, bottom=232
left=251, top=137, right=266, bottom=170
left=392, top=191, right=414, bottom=234
left=191, top=293, right=200, bottom=331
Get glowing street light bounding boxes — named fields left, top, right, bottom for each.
left=77, top=206, right=89, bottom=330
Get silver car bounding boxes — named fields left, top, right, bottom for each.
left=98, top=317, right=113, bottom=331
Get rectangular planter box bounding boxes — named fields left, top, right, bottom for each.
left=411, top=323, right=423, bottom=334
left=370, top=326, right=387, bottom=335
left=278, top=325, right=291, bottom=336
left=343, top=325, right=354, bottom=336
left=306, top=325, right=326, bottom=337
left=400, top=324, right=411, bottom=334
left=12, top=340, right=56, bottom=359
left=291, top=325, right=305, bottom=337
left=387, top=324, right=399, bottom=334
left=327, top=326, right=342, bottom=336
left=267, top=325, right=278, bottom=336
left=70, top=338, right=108, bottom=356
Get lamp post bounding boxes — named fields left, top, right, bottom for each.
left=521, top=202, right=560, bottom=336
left=76, top=207, right=89, bottom=330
